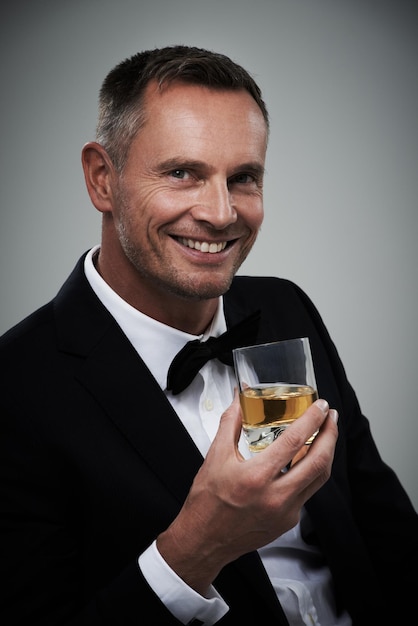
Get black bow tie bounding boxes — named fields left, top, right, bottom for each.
left=166, top=310, right=261, bottom=395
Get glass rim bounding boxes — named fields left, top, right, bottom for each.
left=232, top=336, right=310, bottom=355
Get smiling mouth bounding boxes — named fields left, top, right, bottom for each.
left=178, top=237, right=228, bottom=253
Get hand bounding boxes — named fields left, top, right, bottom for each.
left=157, top=391, right=338, bottom=594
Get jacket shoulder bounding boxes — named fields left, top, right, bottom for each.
left=227, top=275, right=312, bottom=309
left=0, top=301, right=54, bottom=354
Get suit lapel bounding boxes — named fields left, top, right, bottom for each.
left=76, top=327, right=204, bottom=503
left=54, top=255, right=203, bottom=505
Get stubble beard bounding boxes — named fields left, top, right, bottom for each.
left=116, top=207, right=249, bottom=303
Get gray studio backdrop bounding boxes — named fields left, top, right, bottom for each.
left=1, top=0, right=417, bottom=508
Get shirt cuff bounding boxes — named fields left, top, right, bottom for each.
left=138, top=540, right=228, bottom=625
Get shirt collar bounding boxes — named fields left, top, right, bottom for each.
left=84, top=246, right=227, bottom=390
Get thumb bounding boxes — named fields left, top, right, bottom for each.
left=214, top=388, right=243, bottom=449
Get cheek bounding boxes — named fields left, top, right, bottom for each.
left=240, top=197, right=264, bottom=232
left=116, top=183, right=168, bottom=230
left=136, top=182, right=191, bottom=221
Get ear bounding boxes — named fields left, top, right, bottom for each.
left=81, top=142, right=116, bottom=213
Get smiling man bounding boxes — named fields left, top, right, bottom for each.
left=1, top=45, right=417, bottom=626
left=82, top=80, right=267, bottom=332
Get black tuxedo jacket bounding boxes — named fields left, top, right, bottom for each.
left=1, top=253, right=417, bottom=625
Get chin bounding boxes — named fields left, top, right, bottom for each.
left=170, top=275, right=234, bottom=301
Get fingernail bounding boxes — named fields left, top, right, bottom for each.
left=330, top=409, right=339, bottom=424
left=315, top=399, right=329, bottom=412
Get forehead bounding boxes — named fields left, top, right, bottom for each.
left=130, top=81, right=268, bottom=165
left=142, top=80, right=267, bottom=137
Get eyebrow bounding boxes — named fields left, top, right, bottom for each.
left=232, top=162, right=266, bottom=178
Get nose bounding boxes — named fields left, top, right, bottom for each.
left=190, top=179, right=237, bottom=229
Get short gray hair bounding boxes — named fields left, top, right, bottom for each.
left=96, top=45, right=269, bottom=172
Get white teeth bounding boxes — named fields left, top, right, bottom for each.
left=179, top=238, right=227, bottom=253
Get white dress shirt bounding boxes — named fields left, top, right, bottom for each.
left=84, top=246, right=351, bottom=626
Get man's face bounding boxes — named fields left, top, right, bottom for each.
left=111, top=81, right=267, bottom=302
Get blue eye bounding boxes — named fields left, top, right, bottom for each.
left=233, top=173, right=254, bottom=184
left=170, top=169, right=187, bottom=179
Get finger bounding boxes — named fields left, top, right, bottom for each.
left=285, top=408, right=339, bottom=499
left=212, top=388, right=243, bottom=450
left=290, top=444, right=310, bottom=467
left=290, top=408, right=339, bottom=468
left=263, top=399, right=330, bottom=466
left=254, top=399, right=333, bottom=475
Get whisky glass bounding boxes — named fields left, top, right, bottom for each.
left=233, top=337, right=318, bottom=453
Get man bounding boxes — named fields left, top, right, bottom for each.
left=1, top=45, right=417, bottom=626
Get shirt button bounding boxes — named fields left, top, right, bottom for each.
left=204, top=397, right=214, bottom=411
